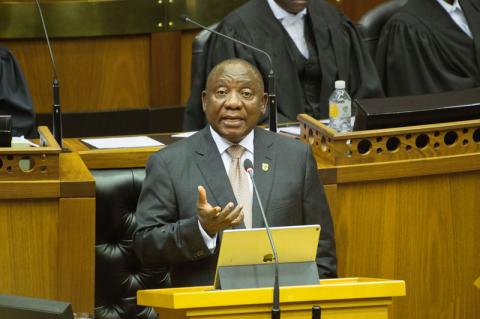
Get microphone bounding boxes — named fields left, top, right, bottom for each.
left=34, top=0, right=63, bottom=148
left=180, top=15, right=277, bottom=132
left=244, top=159, right=280, bottom=319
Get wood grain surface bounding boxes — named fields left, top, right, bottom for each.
left=4, top=36, right=150, bottom=113
left=0, top=144, right=95, bottom=313
left=332, top=171, right=480, bottom=319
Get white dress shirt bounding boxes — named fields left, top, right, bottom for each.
left=267, top=0, right=309, bottom=58
left=198, top=127, right=255, bottom=251
left=436, top=0, right=473, bottom=38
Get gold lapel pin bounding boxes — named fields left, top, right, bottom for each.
left=262, top=163, right=269, bottom=172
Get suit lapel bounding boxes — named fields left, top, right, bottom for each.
left=252, top=128, right=275, bottom=228
left=194, top=128, right=237, bottom=209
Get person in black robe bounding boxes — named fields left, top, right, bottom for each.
left=0, top=45, right=35, bottom=137
left=183, top=0, right=383, bottom=131
left=375, top=0, right=480, bottom=97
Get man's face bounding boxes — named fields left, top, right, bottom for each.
left=274, top=0, right=309, bottom=14
left=202, top=62, right=267, bottom=143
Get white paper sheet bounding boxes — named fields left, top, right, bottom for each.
left=171, top=131, right=197, bottom=138
left=81, top=136, right=163, bottom=149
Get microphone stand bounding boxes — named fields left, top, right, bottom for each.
left=34, top=0, right=63, bottom=148
left=268, top=71, right=277, bottom=132
left=181, top=15, right=278, bottom=132
left=245, top=163, right=280, bottom=319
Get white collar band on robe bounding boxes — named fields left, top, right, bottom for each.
left=267, top=0, right=309, bottom=58
left=436, top=0, right=473, bottom=38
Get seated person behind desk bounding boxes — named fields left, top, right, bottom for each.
left=134, top=59, right=337, bottom=287
left=183, top=0, right=383, bottom=131
left=0, top=46, right=35, bottom=137
left=375, top=0, right=480, bottom=97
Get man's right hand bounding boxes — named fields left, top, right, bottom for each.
left=196, top=185, right=244, bottom=237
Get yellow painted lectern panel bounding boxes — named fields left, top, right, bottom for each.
left=138, top=278, right=405, bottom=319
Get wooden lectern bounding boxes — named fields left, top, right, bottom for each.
left=138, top=277, right=405, bottom=319
left=0, top=127, right=95, bottom=313
left=297, top=115, right=480, bottom=319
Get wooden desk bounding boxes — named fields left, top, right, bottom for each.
left=0, top=128, right=95, bottom=313
left=63, top=133, right=186, bottom=169
left=299, top=115, right=480, bottom=319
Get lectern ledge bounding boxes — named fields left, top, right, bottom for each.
left=138, top=277, right=405, bottom=319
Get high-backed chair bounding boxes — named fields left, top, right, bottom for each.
left=93, top=169, right=171, bottom=319
left=357, top=0, right=408, bottom=58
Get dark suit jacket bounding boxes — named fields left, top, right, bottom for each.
left=184, top=0, right=383, bottom=130
left=133, top=127, right=337, bottom=287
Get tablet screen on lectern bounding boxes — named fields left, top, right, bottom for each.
left=217, top=225, right=320, bottom=267
left=213, top=225, right=321, bottom=289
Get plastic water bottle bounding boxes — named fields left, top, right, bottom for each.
left=328, top=80, right=352, bottom=132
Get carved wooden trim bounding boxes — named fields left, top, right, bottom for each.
left=0, top=127, right=61, bottom=180
left=298, top=114, right=480, bottom=165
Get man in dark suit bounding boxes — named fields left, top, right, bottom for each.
left=183, top=0, right=383, bottom=130
left=134, top=59, right=337, bottom=287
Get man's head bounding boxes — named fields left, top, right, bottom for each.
left=202, top=59, right=267, bottom=143
left=274, top=0, right=309, bottom=14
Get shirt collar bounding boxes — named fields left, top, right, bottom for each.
left=209, top=126, right=255, bottom=155
left=436, top=0, right=462, bottom=13
left=267, top=0, right=307, bottom=21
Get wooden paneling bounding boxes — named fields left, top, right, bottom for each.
left=0, top=197, right=95, bottom=313
left=331, top=171, right=480, bottom=319
left=0, top=199, right=59, bottom=299
left=151, top=32, right=181, bottom=107
left=0, top=181, right=60, bottom=199
left=4, top=36, right=151, bottom=113
left=57, top=198, right=95, bottom=313
left=323, top=184, right=337, bottom=216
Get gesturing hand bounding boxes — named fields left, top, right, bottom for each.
left=196, top=185, right=244, bottom=236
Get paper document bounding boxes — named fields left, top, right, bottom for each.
left=81, top=136, right=163, bottom=149
left=12, top=136, right=39, bottom=148
left=171, top=131, right=197, bottom=138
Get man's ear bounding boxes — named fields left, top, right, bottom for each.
left=260, top=93, right=268, bottom=114
left=201, top=91, right=207, bottom=112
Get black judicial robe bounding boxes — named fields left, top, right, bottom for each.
left=183, top=0, right=383, bottom=130
left=375, top=0, right=480, bottom=97
left=0, top=46, right=35, bottom=137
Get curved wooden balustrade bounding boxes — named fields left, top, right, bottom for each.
left=298, top=114, right=480, bottom=166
